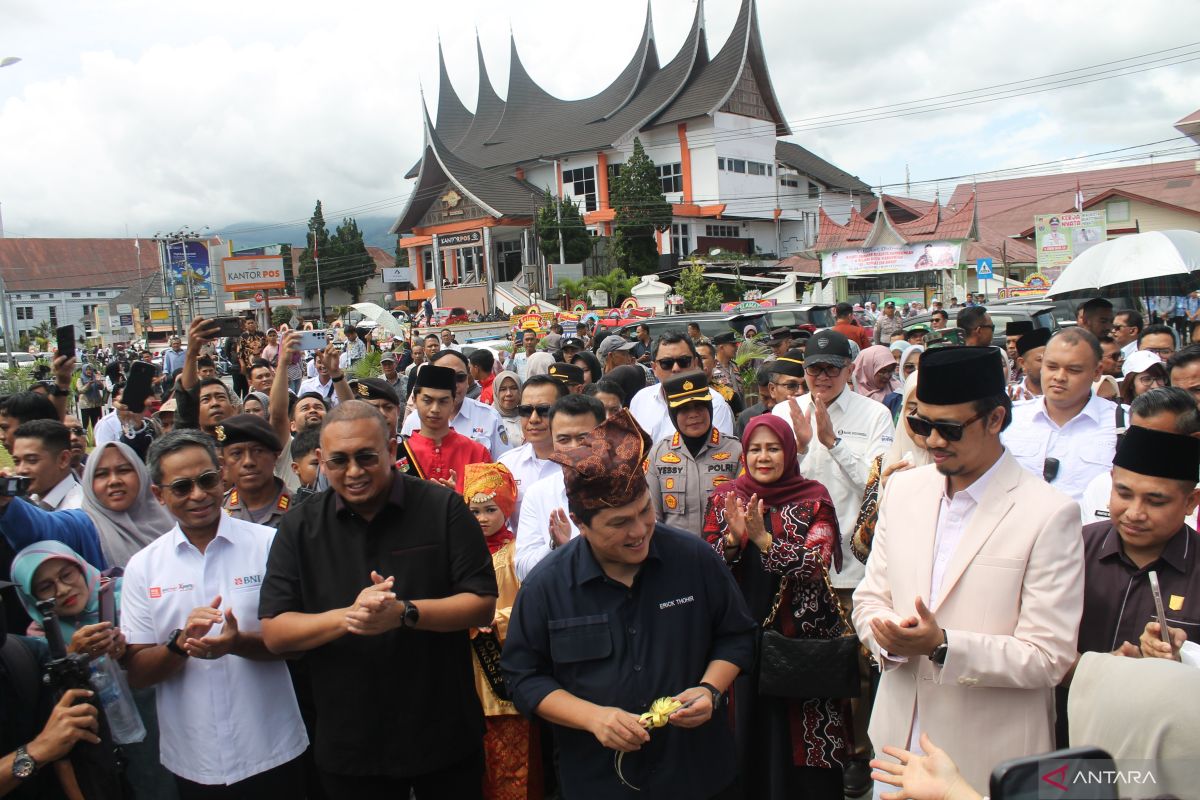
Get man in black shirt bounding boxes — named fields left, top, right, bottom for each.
left=502, top=410, right=755, bottom=800
left=258, top=401, right=497, bottom=798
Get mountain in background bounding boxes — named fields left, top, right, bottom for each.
left=216, top=215, right=398, bottom=252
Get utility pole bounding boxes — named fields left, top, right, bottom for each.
left=312, top=220, right=326, bottom=325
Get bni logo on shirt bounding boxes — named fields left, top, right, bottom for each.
left=233, top=574, right=262, bottom=587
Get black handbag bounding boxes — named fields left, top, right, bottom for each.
left=757, top=568, right=861, bottom=700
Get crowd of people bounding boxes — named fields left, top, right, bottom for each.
left=0, top=294, right=1198, bottom=800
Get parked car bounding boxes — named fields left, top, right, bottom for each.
left=988, top=295, right=1144, bottom=329
left=728, top=303, right=836, bottom=336
left=904, top=302, right=1060, bottom=348
left=615, top=312, right=735, bottom=342
left=433, top=306, right=469, bottom=325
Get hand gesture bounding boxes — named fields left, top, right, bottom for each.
left=0, top=469, right=14, bottom=509
left=881, top=459, right=914, bottom=487
left=787, top=398, right=813, bottom=452
left=26, top=689, right=101, bottom=765
left=52, top=355, right=77, bottom=390
left=188, top=316, right=220, bottom=350
left=870, top=733, right=980, bottom=800
left=812, top=394, right=836, bottom=449
left=1140, top=621, right=1186, bottom=661
left=321, top=343, right=342, bottom=379
left=588, top=706, right=650, bottom=752
left=434, top=470, right=458, bottom=491
left=185, top=605, right=240, bottom=660
left=722, top=492, right=748, bottom=548
left=345, top=572, right=399, bottom=636
left=667, top=686, right=714, bottom=729
left=183, top=596, right=225, bottom=644
left=870, top=597, right=943, bottom=659
left=743, top=494, right=769, bottom=552
left=1007, top=383, right=1033, bottom=402
left=549, top=508, right=573, bottom=548
left=68, top=622, right=117, bottom=660
left=281, top=330, right=303, bottom=357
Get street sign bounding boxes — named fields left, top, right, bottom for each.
left=383, top=268, right=412, bottom=283
left=975, top=258, right=994, bottom=279
left=222, top=255, right=286, bottom=291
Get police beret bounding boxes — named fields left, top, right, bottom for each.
left=350, top=377, right=400, bottom=405
left=548, top=362, right=585, bottom=386
left=711, top=331, right=738, bottom=346
left=663, top=371, right=712, bottom=408
left=214, top=413, right=282, bottom=452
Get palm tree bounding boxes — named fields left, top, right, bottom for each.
left=586, top=269, right=637, bottom=307
left=555, top=278, right=588, bottom=309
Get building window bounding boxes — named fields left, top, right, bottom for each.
left=1107, top=200, right=1130, bottom=223
left=808, top=182, right=821, bottom=199
left=29, top=294, right=40, bottom=300
left=607, top=163, right=622, bottom=182
left=748, top=161, right=767, bottom=176
left=780, top=173, right=800, bottom=188
left=563, top=166, right=597, bottom=212
left=657, top=163, right=683, bottom=194
left=423, top=249, right=434, bottom=286
left=49, top=307, right=57, bottom=326
left=671, top=223, right=690, bottom=256
left=71, top=292, right=81, bottom=298
left=96, top=291, right=106, bottom=297
left=16, top=306, right=33, bottom=321
left=729, top=159, right=746, bottom=174
left=705, top=224, right=741, bottom=238
left=717, top=157, right=725, bottom=170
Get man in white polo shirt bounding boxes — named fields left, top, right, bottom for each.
left=497, top=375, right=567, bottom=531
left=630, top=332, right=734, bottom=442
left=122, top=430, right=307, bottom=796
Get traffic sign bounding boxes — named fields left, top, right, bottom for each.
left=975, top=258, right=994, bottom=279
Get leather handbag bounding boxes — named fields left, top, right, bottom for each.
left=757, top=567, right=861, bottom=700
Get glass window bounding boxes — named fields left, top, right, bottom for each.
left=808, top=183, right=821, bottom=199
left=705, top=224, right=741, bottom=238
left=671, top=223, right=690, bottom=256
left=748, top=161, right=767, bottom=176
left=730, top=159, right=746, bottom=174
left=607, top=163, right=622, bottom=182
left=1107, top=200, right=1130, bottom=223
left=657, top=163, right=683, bottom=194
left=563, top=166, right=597, bottom=212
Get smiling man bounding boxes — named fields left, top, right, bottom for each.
left=502, top=410, right=755, bottom=800
left=629, top=332, right=734, bottom=442
left=11, top=420, right=83, bottom=511
left=497, top=375, right=568, bottom=531
left=399, top=365, right=491, bottom=492
left=401, top=350, right=511, bottom=458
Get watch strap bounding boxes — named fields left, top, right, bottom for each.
left=699, top=681, right=722, bottom=709
left=930, top=630, right=948, bottom=666
left=12, top=745, right=37, bottom=779
left=165, top=628, right=189, bottom=657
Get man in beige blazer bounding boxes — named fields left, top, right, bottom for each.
left=853, top=346, right=1084, bottom=795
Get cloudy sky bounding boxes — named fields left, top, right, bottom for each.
left=1, top=0, right=1198, bottom=242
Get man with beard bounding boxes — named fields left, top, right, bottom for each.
left=1075, top=298, right=1115, bottom=341
left=219, top=414, right=292, bottom=529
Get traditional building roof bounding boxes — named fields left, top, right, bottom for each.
left=814, top=195, right=977, bottom=251
left=1176, top=108, right=1200, bottom=145
left=776, top=141, right=871, bottom=193
left=0, top=238, right=161, bottom=291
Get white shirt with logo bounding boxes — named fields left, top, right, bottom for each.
left=121, top=514, right=307, bottom=785
left=497, top=443, right=560, bottom=533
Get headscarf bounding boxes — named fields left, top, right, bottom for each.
left=711, top=415, right=831, bottom=512
left=606, top=365, right=647, bottom=407
left=491, top=370, right=520, bottom=415
left=884, top=370, right=933, bottom=470
left=898, top=344, right=924, bottom=378
left=80, top=442, right=175, bottom=568
left=525, top=351, right=555, bottom=378
left=463, top=463, right=518, bottom=554
left=244, top=391, right=270, bottom=417
left=11, top=541, right=117, bottom=643
left=854, top=345, right=901, bottom=402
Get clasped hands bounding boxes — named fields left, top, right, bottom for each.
left=870, top=597, right=945, bottom=659
left=788, top=395, right=836, bottom=452
left=721, top=493, right=770, bottom=553
left=181, top=595, right=240, bottom=659
left=345, top=571, right=404, bottom=636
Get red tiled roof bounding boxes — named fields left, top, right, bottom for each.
left=0, top=238, right=162, bottom=291
left=774, top=254, right=821, bottom=275
left=891, top=201, right=940, bottom=237
left=862, top=195, right=935, bottom=222
left=816, top=195, right=976, bottom=250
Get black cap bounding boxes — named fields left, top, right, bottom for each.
left=1114, top=425, right=1200, bottom=483
left=802, top=330, right=852, bottom=368
left=916, top=347, right=1005, bottom=404
left=663, top=371, right=712, bottom=408
left=561, top=337, right=584, bottom=351
left=412, top=364, right=458, bottom=392
left=765, top=326, right=794, bottom=344
left=1005, top=321, right=1035, bottom=337
left=548, top=362, right=585, bottom=386
left=350, top=377, right=400, bottom=406
left=214, top=413, right=282, bottom=452
left=1016, top=328, right=1052, bottom=356
left=771, top=350, right=807, bottom=378
left=380, top=352, right=397, bottom=363
left=712, top=331, right=738, bottom=346
left=884, top=300, right=896, bottom=308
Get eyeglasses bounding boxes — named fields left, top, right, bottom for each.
left=905, top=410, right=988, bottom=442
left=655, top=356, right=694, bottom=370
left=804, top=364, right=844, bottom=378
left=162, top=470, right=222, bottom=498
left=1144, top=347, right=1174, bottom=358
left=517, top=403, right=553, bottom=418
left=67, top=426, right=85, bottom=436
left=323, top=451, right=382, bottom=472
left=770, top=380, right=805, bottom=393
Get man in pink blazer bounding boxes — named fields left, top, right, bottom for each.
left=853, top=346, right=1084, bottom=794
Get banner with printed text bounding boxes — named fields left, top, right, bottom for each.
left=821, top=242, right=962, bottom=278
left=1033, top=211, right=1106, bottom=280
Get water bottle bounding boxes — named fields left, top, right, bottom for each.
left=89, top=655, right=146, bottom=744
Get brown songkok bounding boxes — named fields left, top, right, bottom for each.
left=551, top=409, right=652, bottom=510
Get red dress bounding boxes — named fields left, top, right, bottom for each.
left=400, top=429, right=491, bottom=491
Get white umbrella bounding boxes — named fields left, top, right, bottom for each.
left=1046, top=229, right=1200, bottom=299
left=350, top=302, right=408, bottom=338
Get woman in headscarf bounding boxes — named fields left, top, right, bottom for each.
left=853, top=344, right=902, bottom=420
left=463, top=464, right=541, bottom=800
left=241, top=390, right=270, bottom=418
left=605, top=364, right=648, bottom=408
left=491, top=370, right=523, bottom=448
left=898, top=344, right=923, bottom=384
left=702, top=415, right=849, bottom=800
left=75, top=363, right=107, bottom=430
left=524, top=351, right=555, bottom=378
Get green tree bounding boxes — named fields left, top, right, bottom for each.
left=270, top=307, right=293, bottom=328
left=675, top=262, right=722, bottom=312
left=536, top=193, right=593, bottom=264
left=555, top=278, right=587, bottom=308
left=585, top=268, right=637, bottom=306
left=297, top=201, right=332, bottom=311
left=326, top=217, right=377, bottom=302
left=610, top=138, right=672, bottom=275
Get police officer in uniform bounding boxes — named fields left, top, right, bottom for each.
left=218, top=413, right=292, bottom=529
left=548, top=362, right=586, bottom=394
left=646, top=372, right=742, bottom=536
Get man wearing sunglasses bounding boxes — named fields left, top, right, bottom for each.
left=260, top=402, right=498, bottom=797
left=399, top=365, right=491, bottom=493
left=853, top=346, right=1084, bottom=796
left=122, top=430, right=309, bottom=795
left=401, top=350, right=511, bottom=459
left=498, top=376, right=568, bottom=531
left=629, top=333, right=734, bottom=443
left=955, top=306, right=995, bottom=348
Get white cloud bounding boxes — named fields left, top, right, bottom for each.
left=0, top=0, right=1197, bottom=238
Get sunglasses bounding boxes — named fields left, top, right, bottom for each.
left=804, top=364, right=844, bottom=378
left=162, top=470, right=222, bottom=498
left=655, top=356, right=694, bottom=370
left=517, top=403, right=553, bottom=418
left=67, top=426, right=86, bottom=436
left=770, top=380, right=805, bottom=393
left=323, top=451, right=382, bottom=472
left=905, top=410, right=988, bottom=442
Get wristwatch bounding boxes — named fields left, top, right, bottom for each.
left=698, top=681, right=723, bottom=711
left=401, top=601, right=420, bottom=629
left=12, top=745, right=37, bottom=779
left=930, top=630, right=949, bottom=667
left=165, top=628, right=189, bottom=658
left=52, top=386, right=71, bottom=398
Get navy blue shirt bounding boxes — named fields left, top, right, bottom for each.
left=502, top=524, right=755, bottom=800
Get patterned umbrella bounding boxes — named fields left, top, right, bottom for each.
left=1046, top=230, right=1200, bottom=300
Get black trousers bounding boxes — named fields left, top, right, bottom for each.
left=319, top=749, right=484, bottom=800
left=173, top=756, right=304, bottom=799
left=230, top=371, right=249, bottom=399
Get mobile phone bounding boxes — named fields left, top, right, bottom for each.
left=1149, top=570, right=1171, bottom=646
left=56, top=325, right=76, bottom=360
left=98, top=578, right=116, bottom=627
left=297, top=331, right=328, bottom=351
left=211, top=316, right=246, bottom=339
left=991, top=747, right=1116, bottom=800
left=0, top=476, right=31, bottom=497
left=122, top=360, right=157, bottom=414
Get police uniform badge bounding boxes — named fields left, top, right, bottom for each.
left=665, top=478, right=675, bottom=490
left=664, top=494, right=678, bottom=510
left=660, top=452, right=681, bottom=464
left=357, top=382, right=370, bottom=398
left=215, top=425, right=226, bottom=442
